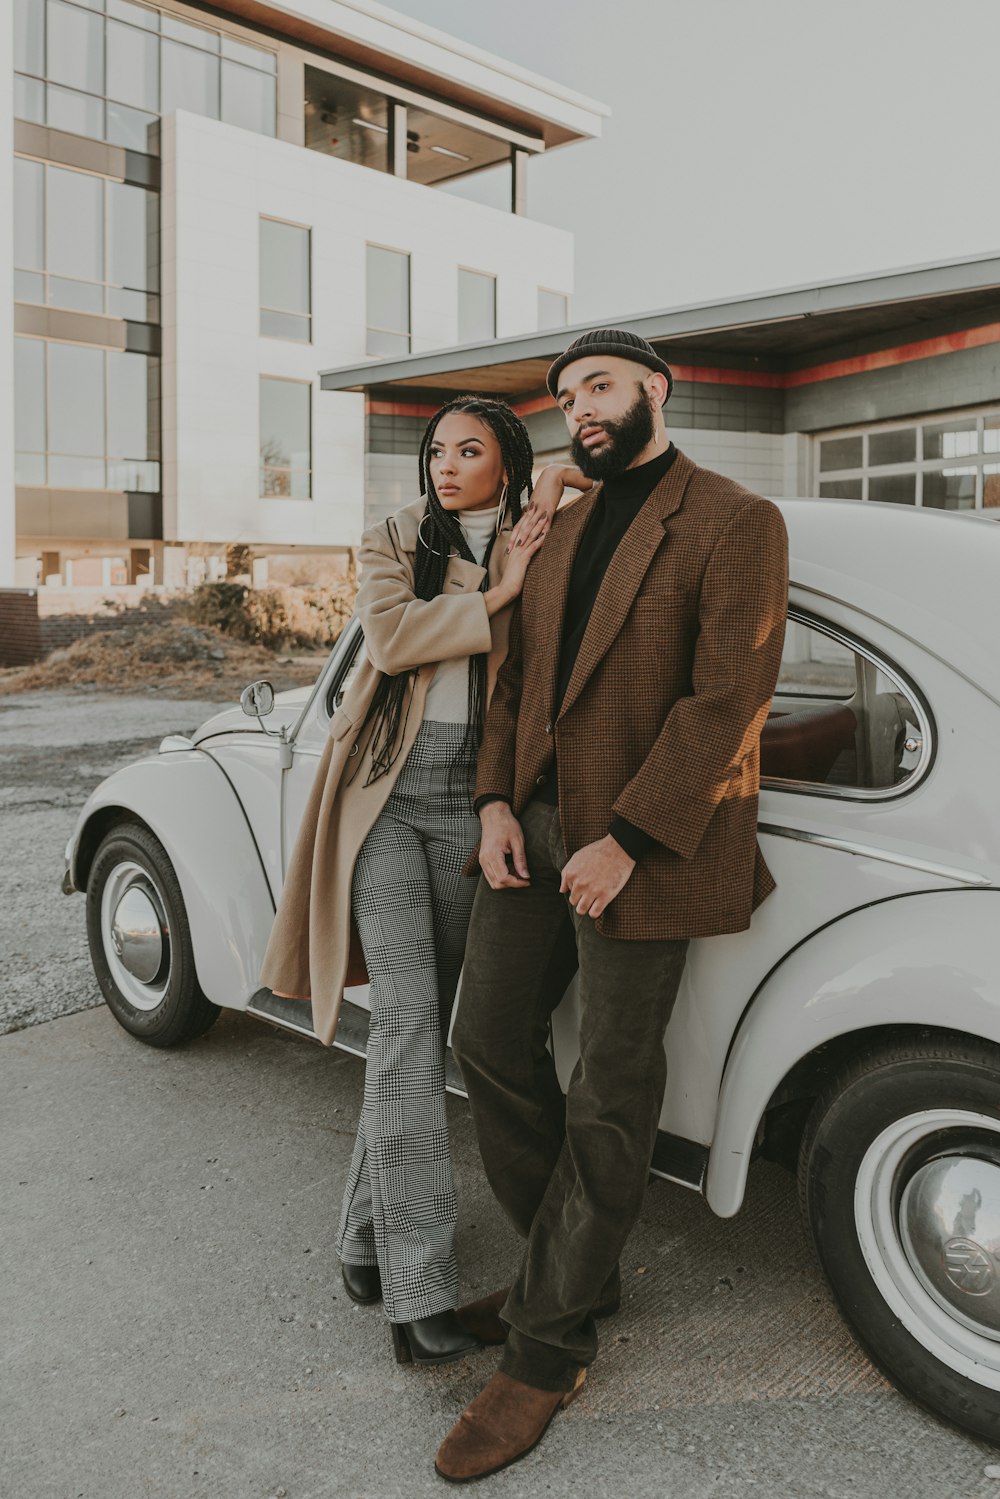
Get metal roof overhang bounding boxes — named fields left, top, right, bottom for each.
left=320, top=252, right=1000, bottom=402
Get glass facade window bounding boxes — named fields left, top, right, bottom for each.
left=366, top=245, right=410, bottom=356
left=107, top=17, right=159, bottom=112
left=15, top=0, right=45, bottom=76
left=260, top=378, right=312, bottom=498
left=538, top=289, right=569, bottom=330
left=15, top=336, right=160, bottom=492
left=260, top=218, right=311, bottom=342
left=47, top=0, right=104, bottom=95
left=815, top=410, right=1000, bottom=515
left=405, top=103, right=510, bottom=186
left=304, top=68, right=389, bottom=171
left=14, top=0, right=276, bottom=149
left=161, top=37, right=220, bottom=119
left=222, top=60, right=276, bottom=135
left=458, top=269, right=496, bottom=344
left=15, top=158, right=159, bottom=321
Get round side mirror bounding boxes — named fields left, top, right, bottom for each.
left=240, top=680, right=275, bottom=719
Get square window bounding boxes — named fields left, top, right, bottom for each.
left=868, top=428, right=915, bottom=466
left=819, top=435, right=862, bottom=472
left=458, top=269, right=496, bottom=344
left=260, top=378, right=312, bottom=499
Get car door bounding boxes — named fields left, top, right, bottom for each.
left=550, top=596, right=952, bottom=1147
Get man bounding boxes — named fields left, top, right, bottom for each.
left=435, top=329, right=789, bottom=1482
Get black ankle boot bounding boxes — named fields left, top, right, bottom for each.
left=341, top=1262, right=382, bottom=1306
left=390, top=1309, right=482, bottom=1366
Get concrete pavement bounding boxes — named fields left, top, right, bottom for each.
left=4, top=1003, right=999, bottom=1499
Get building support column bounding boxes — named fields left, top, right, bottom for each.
left=388, top=103, right=408, bottom=178
left=511, top=147, right=528, bottom=216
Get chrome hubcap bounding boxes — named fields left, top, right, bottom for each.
left=100, top=861, right=170, bottom=1011
left=855, top=1109, right=1000, bottom=1388
left=111, top=885, right=163, bottom=983
left=900, top=1151, right=1000, bottom=1340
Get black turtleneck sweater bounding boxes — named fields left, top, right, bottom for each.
left=479, top=442, right=677, bottom=863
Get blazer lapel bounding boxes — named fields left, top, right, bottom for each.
left=558, top=450, right=696, bottom=720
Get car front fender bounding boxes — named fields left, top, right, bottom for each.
left=706, top=889, right=1000, bottom=1219
left=68, top=748, right=276, bottom=1008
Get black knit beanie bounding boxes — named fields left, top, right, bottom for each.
left=546, top=328, right=674, bottom=402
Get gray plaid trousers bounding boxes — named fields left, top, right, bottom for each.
left=335, top=720, right=481, bottom=1322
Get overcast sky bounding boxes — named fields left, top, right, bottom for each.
left=388, top=0, right=1000, bottom=324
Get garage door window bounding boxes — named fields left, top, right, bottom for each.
left=816, top=410, right=1000, bottom=513
left=763, top=615, right=929, bottom=797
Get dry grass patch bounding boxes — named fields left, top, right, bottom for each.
left=0, top=619, right=325, bottom=700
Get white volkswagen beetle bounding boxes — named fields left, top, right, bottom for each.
left=64, top=500, right=1000, bottom=1443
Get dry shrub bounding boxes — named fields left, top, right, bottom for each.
left=182, top=580, right=356, bottom=651
left=0, top=620, right=321, bottom=699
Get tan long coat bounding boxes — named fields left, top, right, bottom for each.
left=260, top=495, right=514, bottom=1047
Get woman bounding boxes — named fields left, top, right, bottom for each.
left=261, top=396, right=563, bottom=1368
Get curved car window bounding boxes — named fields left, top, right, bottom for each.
left=328, top=620, right=364, bottom=714
left=763, top=615, right=928, bottom=796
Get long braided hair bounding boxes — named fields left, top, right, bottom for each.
left=363, top=396, right=535, bottom=787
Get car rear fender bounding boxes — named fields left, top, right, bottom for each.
left=70, top=749, right=276, bottom=1008
left=706, top=889, right=1000, bottom=1219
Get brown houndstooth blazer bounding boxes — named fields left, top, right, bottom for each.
left=472, top=447, right=789, bottom=940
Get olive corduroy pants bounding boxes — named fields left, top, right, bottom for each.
left=453, top=798, right=689, bottom=1391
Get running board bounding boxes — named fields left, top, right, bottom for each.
left=248, top=989, right=707, bottom=1187
left=247, top=990, right=468, bottom=1094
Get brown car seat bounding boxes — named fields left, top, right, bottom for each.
left=761, top=704, right=858, bottom=784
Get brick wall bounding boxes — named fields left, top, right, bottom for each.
left=0, top=588, right=183, bottom=666
left=0, top=590, right=42, bottom=667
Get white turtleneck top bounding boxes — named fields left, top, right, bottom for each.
left=423, top=504, right=499, bottom=723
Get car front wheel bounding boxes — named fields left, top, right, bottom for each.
left=799, top=1036, right=1000, bottom=1444
left=86, top=822, right=220, bottom=1047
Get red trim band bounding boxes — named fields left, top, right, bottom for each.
left=365, top=322, right=1000, bottom=417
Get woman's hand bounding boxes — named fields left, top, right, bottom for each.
left=506, top=464, right=593, bottom=555
left=485, top=530, right=545, bottom=615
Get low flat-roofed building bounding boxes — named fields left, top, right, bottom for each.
left=319, top=251, right=1000, bottom=529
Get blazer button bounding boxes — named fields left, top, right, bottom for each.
left=535, top=773, right=547, bottom=786
left=545, top=720, right=553, bottom=735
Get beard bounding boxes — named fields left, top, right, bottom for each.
left=570, top=383, right=657, bottom=480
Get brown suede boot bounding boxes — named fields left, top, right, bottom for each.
left=434, top=1368, right=586, bottom=1482
left=456, top=1285, right=622, bottom=1346
left=454, top=1287, right=510, bottom=1346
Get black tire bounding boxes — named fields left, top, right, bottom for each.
left=799, top=1035, right=1000, bottom=1444
left=86, top=821, right=220, bottom=1047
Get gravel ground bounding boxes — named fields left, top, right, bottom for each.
left=0, top=689, right=230, bottom=1036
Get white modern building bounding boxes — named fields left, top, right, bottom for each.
left=4, top=0, right=606, bottom=593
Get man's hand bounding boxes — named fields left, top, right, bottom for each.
left=478, top=802, right=531, bottom=889
left=560, top=835, right=636, bottom=918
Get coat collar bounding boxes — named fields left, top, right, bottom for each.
left=389, top=493, right=512, bottom=590
left=541, top=448, right=696, bottom=719
left=390, top=494, right=513, bottom=553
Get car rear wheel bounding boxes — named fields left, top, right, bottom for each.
left=86, top=822, right=220, bottom=1047
left=799, top=1037, right=1000, bottom=1443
